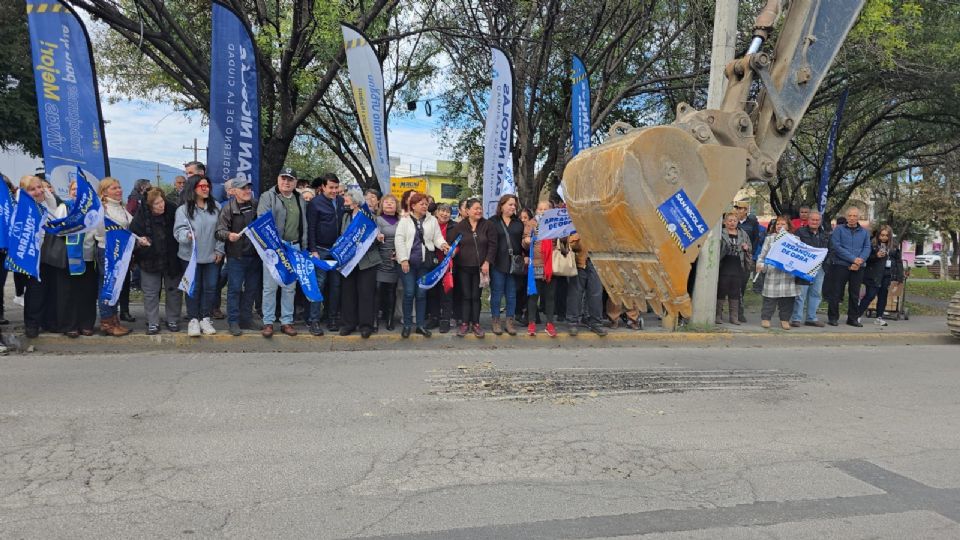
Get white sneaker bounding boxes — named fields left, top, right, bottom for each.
left=199, top=317, right=216, bottom=335
left=187, top=318, right=201, bottom=337
left=874, top=317, right=888, bottom=326
left=857, top=317, right=862, bottom=324
left=13, top=295, right=24, bottom=307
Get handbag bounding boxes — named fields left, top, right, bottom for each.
left=499, top=219, right=527, bottom=276
left=551, top=241, right=578, bottom=277
left=41, top=233, right=68, bottom=269
left=412, top=216, right=439, bottom=269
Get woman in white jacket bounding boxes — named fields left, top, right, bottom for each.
left=394, top=192, right=449, bottom=338
left=94, top=177, right=135, bottom=336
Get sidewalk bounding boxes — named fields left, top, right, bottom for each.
left=2, top=281, right=953, bottom=354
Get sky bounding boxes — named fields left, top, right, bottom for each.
left=100, top=97, right=453, bottom=171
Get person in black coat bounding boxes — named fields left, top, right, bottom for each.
left=130, top=188, right=182, bottom=334
left=857, top=224, right=903, bottom=325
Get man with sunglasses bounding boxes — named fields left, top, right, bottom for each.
left=257, top=167, right=309, bottom=337
left=217, top=178, right=262, bottom=335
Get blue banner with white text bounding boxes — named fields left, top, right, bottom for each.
left=817, top=89, right=849, bottom=214
left=209, top=1, right=260, bottom=200
left=656, top=189, right=709, bottom=251
left=5, top=193, right=45, bottom=279
left=0, top=173, right=14, bottom=250
left=243, top=211, right=297, bottom=286
left=100, top=218, right=136, bottom=305
left=44, top=166, right=102, bottom=236
left=311, top=205, right=379, bottom=277
left=26, top=0, right=109, bottom=200
left=286, top=243, right=324, bottom=302
left=419, top=234, right=461, bottom=290
left=571, top=55, right=591, bottom=157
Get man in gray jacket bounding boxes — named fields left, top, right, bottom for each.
left=257, top=167, right=309, bottom=337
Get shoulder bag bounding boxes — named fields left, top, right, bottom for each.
left=551, top=239, right=578, bottom=277
left=499, top=219, right=527, bottom=276
left=413, top=216, right=439, bottom=269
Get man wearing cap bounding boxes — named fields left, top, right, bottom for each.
left=257, top=167, right=309, bottom=337
left=217, top=178, right=262, bottom=335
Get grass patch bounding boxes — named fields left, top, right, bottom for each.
left=904, top=301, right=946, bottom=317
left=908, top=267, right=933, bottom=279
left=680, top=322, right=730, bottom=333
left=908, top=280, right=960, bottom=301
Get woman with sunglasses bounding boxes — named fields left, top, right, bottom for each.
left=174, top=175, right=225, bottom=337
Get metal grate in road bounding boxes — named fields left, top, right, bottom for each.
left=428, top=365, right=805, bottom=400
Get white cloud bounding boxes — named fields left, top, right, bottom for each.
left=101, top=99, right=207, bottom=169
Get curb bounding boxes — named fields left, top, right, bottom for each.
left=15, top=329, right=956, bottom=355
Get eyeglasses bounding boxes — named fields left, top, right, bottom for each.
left=196, top=184, right=210, bottom=190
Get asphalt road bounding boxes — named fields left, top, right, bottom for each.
left=2, top=344, right=959, bottom=539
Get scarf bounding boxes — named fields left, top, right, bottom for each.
left=540, top=237, right=553, bottom=282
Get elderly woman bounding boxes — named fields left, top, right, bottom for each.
left=94, top=177, right=136, bottom=336
left=19, top=175, right=61, bottom=338
left=375, top=194, right=401, bottom=331
left=130, top=187, right=182, bottom=334
left=717, top=211, right=752, bottom=325
left=339, top=190, right=382, bottom=338
left=756, top=215, right=798, bottom=330
left=395, top=192, right=450, bottom=337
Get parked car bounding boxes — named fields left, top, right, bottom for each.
left=915, top=253, right=943, bottom=267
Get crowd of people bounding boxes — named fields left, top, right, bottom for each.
left=5, top=161, right=633, bottom=340
left=721, top=202, right=904, bottom=330
left=2, top=162, right=905, bottom=340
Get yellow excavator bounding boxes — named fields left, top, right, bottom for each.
left=562, top=0, right=867, bottom=329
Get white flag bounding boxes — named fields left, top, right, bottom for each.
left=482, top=46, right=516, bottom=218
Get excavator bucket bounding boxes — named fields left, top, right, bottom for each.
left=562, top=123, right=747, bottom=327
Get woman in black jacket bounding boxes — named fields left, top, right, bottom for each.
left=129, top=188, right=182, bottom=334
left=448, top=198, right=498, bottom=338
left=489, top=194, right=524, bottom=336
left=857, top=224, right=902, bottom=326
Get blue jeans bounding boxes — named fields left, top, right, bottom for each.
left=309, top=248, right=341, bottom=323
left=226, top=255, right=262, bottom=324
left=401, top=264, right=430, bottom=327
left=182, top=260, right=219, bottom=320
left=792, top=268, right=825, bottom=322
left=489, top=269, right=517, bottom=318
left=262, top=264, right=296, bottom=325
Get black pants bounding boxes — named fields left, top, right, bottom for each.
left=24, top=263, right=59, bottom=332
left=57, top=263, right=98, bottom=333
left=14, top=271, right=28, bottom=297
left=718, top=273, right=742, bottom=300
left=427, top=281, right=453, bottom=323
left=377, top=281, right=398, bottom=325
left=119, top=271, right=132, bottom=314
left=826, top=264, right=864, bottom=322
left=457, top=266, right=481, bottom=325
left=859, top=271, right=893, bottom=319
left=761, top=296, right=795, bottom=322
left=528, top=278, right=556, bottom=324
left=341, top=265, right=377, bottom=331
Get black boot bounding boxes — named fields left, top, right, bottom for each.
left=384, top=284, right=397, bottom=331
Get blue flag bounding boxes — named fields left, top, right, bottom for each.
left=818, top=89, right=849, bottom=214
left=312, top=205, right=379, bottom=277
left=177, top=227, right=199, bottom=298
left=285, top=243, right=324, bottom=302
left=527, top=230, right=538, bottom=296
left=208, top=1, right=260, bottom=199
left=571, top=55, right=591, bottom=157
left=419, top=234, right=461, bottom=290
left=26, top=1, right=109, bottom=200
left=44, top=166, right=103, bottom=236
left=5, top=193, right=45, bottom=279
left=0, top=174, right=14, bottom=250
left=655, top=189, right=709, bottom=252
left=243, top=211, right=296, bottom=285
left=99, top=218, right=136, bottom=305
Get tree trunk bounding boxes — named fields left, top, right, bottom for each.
left=260, top=136, right=294, bottom=193
left=952, top=231, right=960, bottom=266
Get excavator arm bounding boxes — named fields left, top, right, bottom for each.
left=562, top=0, right=866, bottom=328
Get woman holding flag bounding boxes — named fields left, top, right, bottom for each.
left=94, top=178, right=135, bottom=337
left=522, top=201, right=560, bottom=337
left=449, top=198, right=497, bottom=338
left=756, top=215, right=799, bottom=330
left=174, top=176, right=225, bottom=337
left=19, top=175, right=61, bottom=338
left=54, top=180, right=99, bottom=338
left=339, top=190, right=383, bottom=338
left=395, top=192, right=450, bottom=338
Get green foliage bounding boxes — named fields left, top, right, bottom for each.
left=0, top=0, right=41, bottom=156
left=851, top=0, right=923, bottom=67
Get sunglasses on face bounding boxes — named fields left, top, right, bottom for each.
left=196, top=184, right=210, bottom=190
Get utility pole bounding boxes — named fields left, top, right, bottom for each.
left=690, top=0, right=739, bottom=325
left=182, top=138, right=207, bottom=163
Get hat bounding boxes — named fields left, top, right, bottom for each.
left=733, top=200, right=750, bottom=209
left=225, top=178, right=253, bottom=190
left=279, top=167, right=297, bottom=179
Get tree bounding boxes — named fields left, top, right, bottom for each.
left=766, top=0, right=960, bottom=222
left=892, top=156, right=960, bottom=276
left=425, top=0, right=713, bottom=206
left=0, top=0, right=42, bottom=156
left=73, top=0, right=427, bottom=190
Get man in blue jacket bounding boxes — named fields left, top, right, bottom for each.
left=826, top=207, right=871, bottom=327
left=306, top=173, right=345, bottom=335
